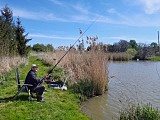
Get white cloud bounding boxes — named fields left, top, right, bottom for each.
left=49, top=0, right=89, bottom=15
left=12, top=8, right=66, bottom=21
left=70, top=15, right=90, bottom=23
left=29, top=33, right=75, bottom=40
left=11, top=1, right=160, bottom=27
left=103, top=5, right=160, bottom=27
left=135, top=0, right=160, bottom=14
left=48, top=0, right=64, bottom=6
left=13, top=8, right=37, bottom=20
left=107, top=8, right=116, bottom=14
left=71, top=4, right=89, bottom=15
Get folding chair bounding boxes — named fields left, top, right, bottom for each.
left=13, top=68, right=34, bottom=101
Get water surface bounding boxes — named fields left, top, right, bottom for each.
left=82, top=61, right=160, bottom=120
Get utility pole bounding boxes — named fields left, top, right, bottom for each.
left=158, top=31, right=159, bottom=52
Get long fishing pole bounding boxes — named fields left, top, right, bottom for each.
left=48, top=18, right=99, bottom=75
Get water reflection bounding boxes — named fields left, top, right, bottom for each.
left=82, top=61, right=160, bottom=120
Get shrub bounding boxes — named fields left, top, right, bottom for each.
left=71, top=78, right=95, bottom=101
left=119, top=104, right=160, bottom=120
left=149, top=56, right=160, bottom=61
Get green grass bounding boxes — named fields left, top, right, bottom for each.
left=0, top=56, right=90, bottom=120
left=120, top=104, right=160, bottom=120
left=71, top=79, right=95, bottom=101
left=149, top=56, right=160, bottom=61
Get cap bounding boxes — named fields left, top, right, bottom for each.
left=31, top=64, right=38, bottom=68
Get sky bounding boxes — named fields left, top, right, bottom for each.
left=1, top=0, right=160, bottom=48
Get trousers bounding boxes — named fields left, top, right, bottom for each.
left=34, top=85, right=45, bottom=95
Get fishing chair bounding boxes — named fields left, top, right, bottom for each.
left=13, top=68, right=35, bottom=101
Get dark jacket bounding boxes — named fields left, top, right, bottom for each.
left=25, top=70, right=43, bottom=91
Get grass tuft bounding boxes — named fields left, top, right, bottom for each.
left=119, top=104, right=160, bottom=120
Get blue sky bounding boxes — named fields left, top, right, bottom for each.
left=1, top=0, right=160, bottom=48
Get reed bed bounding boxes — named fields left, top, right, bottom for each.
left=30, top=51, right=65, bottom=65
left=35, top=50, right=108, bottom=97
left=108, top=52, right=132, bottom=61
left=0, top=56, right=28, bottom=74
left=64, top=51, right=108, bottom=95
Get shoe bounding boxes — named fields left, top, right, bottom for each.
left=37, top=99, right=45, bottom=102
left=37, top=94, right=45, bottom=102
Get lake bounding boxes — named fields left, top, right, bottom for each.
left=82, top=61, right=160, bottom=120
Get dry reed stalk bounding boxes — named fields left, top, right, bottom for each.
left=35, top=50, right=108, bottom=95
left=0, top=56, right=28, bottom=74
left=108, top=52, right=132, bottom=61
left=85, top=51, right=108, bottom=95
left=33, top=51, right=67, bottom=66
left=61, top=51, right=108, bottom=95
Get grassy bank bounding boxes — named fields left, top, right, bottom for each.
left=0, top=56, right=90, bottom=120
left=149, top=56, right=160, bottom=61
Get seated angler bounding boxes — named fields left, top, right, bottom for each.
left=25, top=64, right=47, bottom=102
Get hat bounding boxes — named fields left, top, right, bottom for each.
left=31, top=64, right=38, bottom=68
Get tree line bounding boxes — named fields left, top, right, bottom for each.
left=107, top=40, right=159, bottom=60
left=0, top=5, right=31, bottom=57
left=0, top=5, right=55, bottom=56
left=77, top=36, right=160, bottom=60
left=37, top=35, right=158, bottom=60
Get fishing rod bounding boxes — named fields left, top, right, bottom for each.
left=48, top=18, right=99, bottom=75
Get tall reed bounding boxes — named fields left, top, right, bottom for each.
left=108, top=52, right=132, bottom=61
left=36, top=50, right=108, bottom=96
left=0, top=56, right=28, bottom=74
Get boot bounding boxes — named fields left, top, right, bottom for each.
left=37, top=94, right=45, bottom=102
